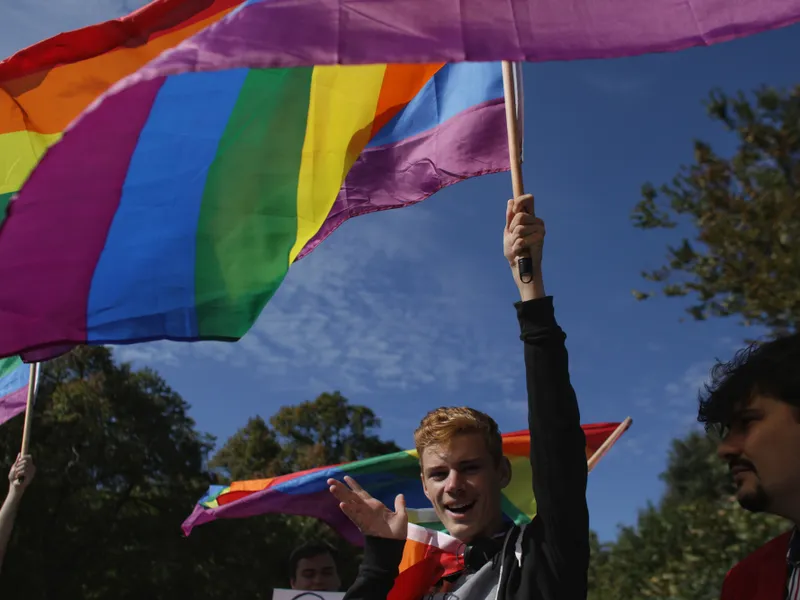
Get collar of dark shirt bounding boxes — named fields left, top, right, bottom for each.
left=787, top=527, right=800, bottom=565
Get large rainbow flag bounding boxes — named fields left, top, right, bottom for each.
left=0, top=357, right=31, bottom=426
left=1, top=1, right=246, bottom=362
left=182, top=422, right=627, bottom=544
left=0, top=3, right=509, bottom=359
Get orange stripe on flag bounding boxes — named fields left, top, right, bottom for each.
left=370, top=63, right=444, bottom=138
left=389, top=524, right=463, bottom=600
left=0, top=0, right=241, bottom=135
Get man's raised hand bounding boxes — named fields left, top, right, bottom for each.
left=328, top=476, right=407, bottom=540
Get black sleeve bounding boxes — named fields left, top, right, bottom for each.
left=516, top=296, right=589, bottom=595
left=343, top=536, right=406, bottom=600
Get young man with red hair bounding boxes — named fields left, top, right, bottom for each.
left=328, top=195, right=589, bottom=600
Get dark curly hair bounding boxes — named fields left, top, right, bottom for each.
left=698, top=333, right=800, bottom=435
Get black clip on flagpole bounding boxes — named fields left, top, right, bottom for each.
left=517, top=256, right=534, bottom=284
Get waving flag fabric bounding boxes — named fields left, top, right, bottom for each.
left=4, top=0, right=796, bottom=216
left=182, top=423, right=626, bottom=544
left=0, top=0, right=243, bottom=221
left=390, top=524, right=464, bottom=600
left=0, top=59, right=507, bottom=358
left=0, top=357, right=30, bottom=425
left=2, top=0, right=798, bottom=360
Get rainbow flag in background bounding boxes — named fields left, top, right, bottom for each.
left=182, top=423, right=627, bottom=544
left=0, top=357, right=30, bottom=425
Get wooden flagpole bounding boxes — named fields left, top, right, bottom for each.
left=17, top=363, right=39, bottom=483
left=502, top=60, right=534, bottom=283
left=502, top=61, right=526, bottom=204
left=587, top=417, right=633, bottom=472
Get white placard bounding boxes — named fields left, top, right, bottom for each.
left=272, top=590, right=344, bottom=600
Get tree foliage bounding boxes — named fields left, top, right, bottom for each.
left=589, top=431, right=788, bottom=600
left=4, top=349, right=784, bottom=600
left=0, top=350, right=397, bottom=599
left=632, top=85, right=800, bottom=334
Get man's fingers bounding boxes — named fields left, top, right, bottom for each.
left=505, top=199, right=514, bottom=232
left=338, top=502, right=363, bottom=525
left=512, top=194, right=534, bottom=215
left=394, top=494, right=407, bottom=517
left=509, top=212, right=542, bottom=230
left=328, top=478, right=360, bottom=504
left=343, top=476, right=372, bottom=499
left=512, top=224, right=545, bottom=239
left=339, top=502, right=375, bottom=530
left=513, top=233, right=544, bottom=248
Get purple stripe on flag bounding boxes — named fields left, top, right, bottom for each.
left=0, top=386, right=27, bottom=426
left=0, top=78, right=164, bottom=359
left=181, top=489, right=363, bottom=545
left=111, top=0, right=800, bottom=85
left=21, top=344, right=74, bottom=363
left=297, top=99, right=508, bottom=260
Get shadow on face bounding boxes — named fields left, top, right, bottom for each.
left=717, top=394, right=800, bottom=517
left=420, top=432, right=511, bottom=543
left=290, top=552, right=341, bottom=592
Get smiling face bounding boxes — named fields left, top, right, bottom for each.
left=420, top=432, right=510, bottom=543
left=716, top=394, right=800, bottom=517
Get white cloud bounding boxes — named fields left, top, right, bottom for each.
left=232, top=206, right=521, bottom=395
left=619, top=435, right=645, bottom=458
left=487, top=398, right=528, bottom=414
left=112, top=341, right=181, bottom=367
left=116, top=204, right=521, bottom=398
left=617, top=359, right=715, bottom=462
left=664, top=361, right=712, bottom=409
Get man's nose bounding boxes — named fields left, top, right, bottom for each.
left=444, top=470, right=463, bottom=493
left=717, top=434, right=740, bottom=463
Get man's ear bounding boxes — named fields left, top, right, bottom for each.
left=499, top=456, right=512, bottom=489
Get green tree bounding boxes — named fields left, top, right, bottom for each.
left=207, top=391, right=401, bottom=590
left=589, top=430, right=788, bottom=600
left=0, top=347, right=296, bottom=600
left=209, top=391, right=401, bottom=589
left=208, top=416, right=282, bottom=480
left=269, top=391, right=401, bottom=473
left=631, top=85, right=800, bottom=334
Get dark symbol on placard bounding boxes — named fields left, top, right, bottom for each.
left=290, top=594, right=326, bottom=600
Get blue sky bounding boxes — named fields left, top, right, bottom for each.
left=3, top=3, right=799, bottom=542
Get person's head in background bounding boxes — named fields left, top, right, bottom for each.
left=415, top=406, right=511, bottom=543
left=699, top=333, right=800, bottom=524
left=289, top=542, right=342, bottom=591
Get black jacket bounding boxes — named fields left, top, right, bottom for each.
left=343, top=297, right=589, bottom=600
